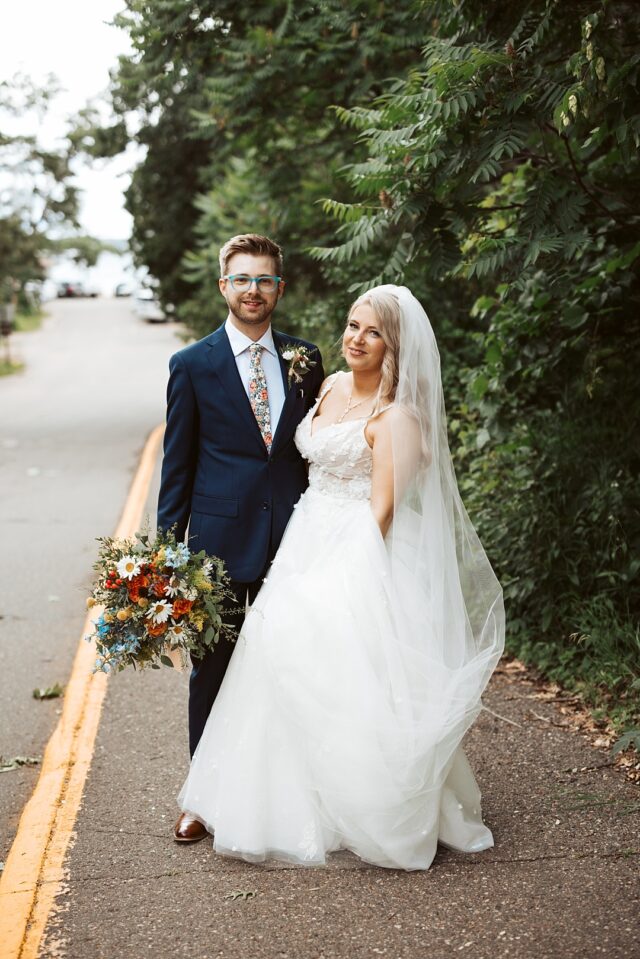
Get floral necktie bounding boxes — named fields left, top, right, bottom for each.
left=248, top=343, right=273, bottom=452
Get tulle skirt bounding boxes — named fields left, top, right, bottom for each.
left=178, top=486, right=495, bottom=870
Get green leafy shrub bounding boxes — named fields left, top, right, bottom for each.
left=314, top=0, right=640, bottom=734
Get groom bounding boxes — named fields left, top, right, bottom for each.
left=157, top=233, right=324, bottom=842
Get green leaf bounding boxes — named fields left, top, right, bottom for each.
left=485, top=343, right=501, bottom=365
left=471, top=296, right=495, bottom=317
left=32, top=683, right=65, bottom=700
left=476, top=428, right=490, bottom=450
left=612, top=729, right=640, bottom=756
left=160, top=654, right=175, bottom=668
left=0, top=756, right=40, bottom=773
left=471, top=374, right=489, bottom=400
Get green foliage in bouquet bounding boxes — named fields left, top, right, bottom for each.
left=86, top=527, right=238, bottom=673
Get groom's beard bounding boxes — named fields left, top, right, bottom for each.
left=229, top=294, right=277, bottom=328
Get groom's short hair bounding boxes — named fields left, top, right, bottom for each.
left=219, top=234, right=284, bottom=277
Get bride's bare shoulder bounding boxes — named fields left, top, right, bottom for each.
left=373, top=403, right=415, bottom=428
left=318, top=373, right=335, bottom=393
left=366, top=404, right=420, bottom=448
left=318, top=370, right=347, bottom=398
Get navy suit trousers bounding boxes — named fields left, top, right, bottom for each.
left=187, top=553, right=274, bottom=757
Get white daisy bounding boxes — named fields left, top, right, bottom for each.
left=165, top=575, right=184, bottom=598
left=281, top=349, right=294, bottom=361
left=146, top=599, right=173, bottom=623
left=167, top=622, right=189, bottom=641
left=116, top=555, right=141, bottom=580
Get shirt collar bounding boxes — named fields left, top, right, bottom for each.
left=225, top=317, right=277, bottom=358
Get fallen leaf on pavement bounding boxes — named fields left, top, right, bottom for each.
left=224, top=889, right=257, bottom=902
left=33, top=683, right=65, bottom=700
left=0, top=756, right=40, bottom=773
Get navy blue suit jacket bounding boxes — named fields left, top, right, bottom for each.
left=157, top=324, right=324, bottom=583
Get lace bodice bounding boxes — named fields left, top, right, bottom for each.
left=295, top=374, right=389, bottom=501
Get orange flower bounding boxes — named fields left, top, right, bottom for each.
left=151, top=578, right=169, bottom=598
left=128, top=573, right=150, bottom=602
left=146, top=620, right=168, bottom=637
left=172, top=598, right=194, bottom=617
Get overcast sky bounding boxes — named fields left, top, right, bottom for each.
left=0, top=0, right=135, bottom=240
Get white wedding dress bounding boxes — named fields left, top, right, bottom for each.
left=178, top=375, right=495, bottom=870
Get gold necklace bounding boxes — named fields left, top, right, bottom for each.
left=335, top=388, right=379, bottom=424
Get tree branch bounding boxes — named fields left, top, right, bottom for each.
left=542, top=123, right=629, bottom=227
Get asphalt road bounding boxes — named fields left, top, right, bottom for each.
left=2, top=299, right=638, bottom=958
left=0, top=297, right=181, bottom=866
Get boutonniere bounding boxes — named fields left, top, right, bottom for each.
left=280, top=344, right=317, bottom=385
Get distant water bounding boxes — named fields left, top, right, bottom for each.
left=45, top=249, right=143, bottom=299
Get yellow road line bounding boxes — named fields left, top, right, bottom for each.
left=0, top=424, right=164, bottom=959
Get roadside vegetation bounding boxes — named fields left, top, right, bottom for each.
left=0, top=77, right=109, bottom=375
left=0, top=358, right=24, bottom=376
left=14, top=308, right=44, bottom=333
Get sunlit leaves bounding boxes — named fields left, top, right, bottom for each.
left=110, top=0, right=425, bottom=324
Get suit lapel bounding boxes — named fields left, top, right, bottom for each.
left=205, top=326, right=266, bottom=452
left=271, top=330, right=298, bottom=452
left=273, top=330, right=290, bottom=393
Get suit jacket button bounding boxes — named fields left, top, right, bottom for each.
left=262, top=502, right=270, bottom=511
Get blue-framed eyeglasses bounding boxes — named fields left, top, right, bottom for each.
left=222, top=274, right=282, bottom=293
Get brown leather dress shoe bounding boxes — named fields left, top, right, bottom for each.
left=173, top=812, right=208, bottom=843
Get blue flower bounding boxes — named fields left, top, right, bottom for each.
left=126, top=635, right=141, bottom=651
left=164, top=543, right=190, bottom=569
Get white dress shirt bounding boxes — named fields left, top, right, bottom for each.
left=225, top=317, right=286, bottom=433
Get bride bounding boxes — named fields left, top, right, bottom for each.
left=177, top=285, right=505, bottom=871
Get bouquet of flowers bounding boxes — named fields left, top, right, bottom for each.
left=85, top=526, right=237, bottom=673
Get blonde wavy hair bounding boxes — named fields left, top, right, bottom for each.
left=347, top=289, right=401, bottom=406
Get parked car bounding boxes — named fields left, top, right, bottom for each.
left=114, top=282, right=133, bottom=297
left=134, top=286, right=167, bottom=322
left=56, top=280, right=99, bottom=298
left=57, top=280, right=82, bottom=298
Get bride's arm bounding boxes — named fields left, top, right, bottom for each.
left=369, top=408, right=421, bottom=537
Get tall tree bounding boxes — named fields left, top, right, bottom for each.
left=314, top=0, right=640, bottom=719
left=110, top=1, right=424, bottom=341
left=0, top=76, right=106, bottom=304
left=0, top=76, right=80, bottom=299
